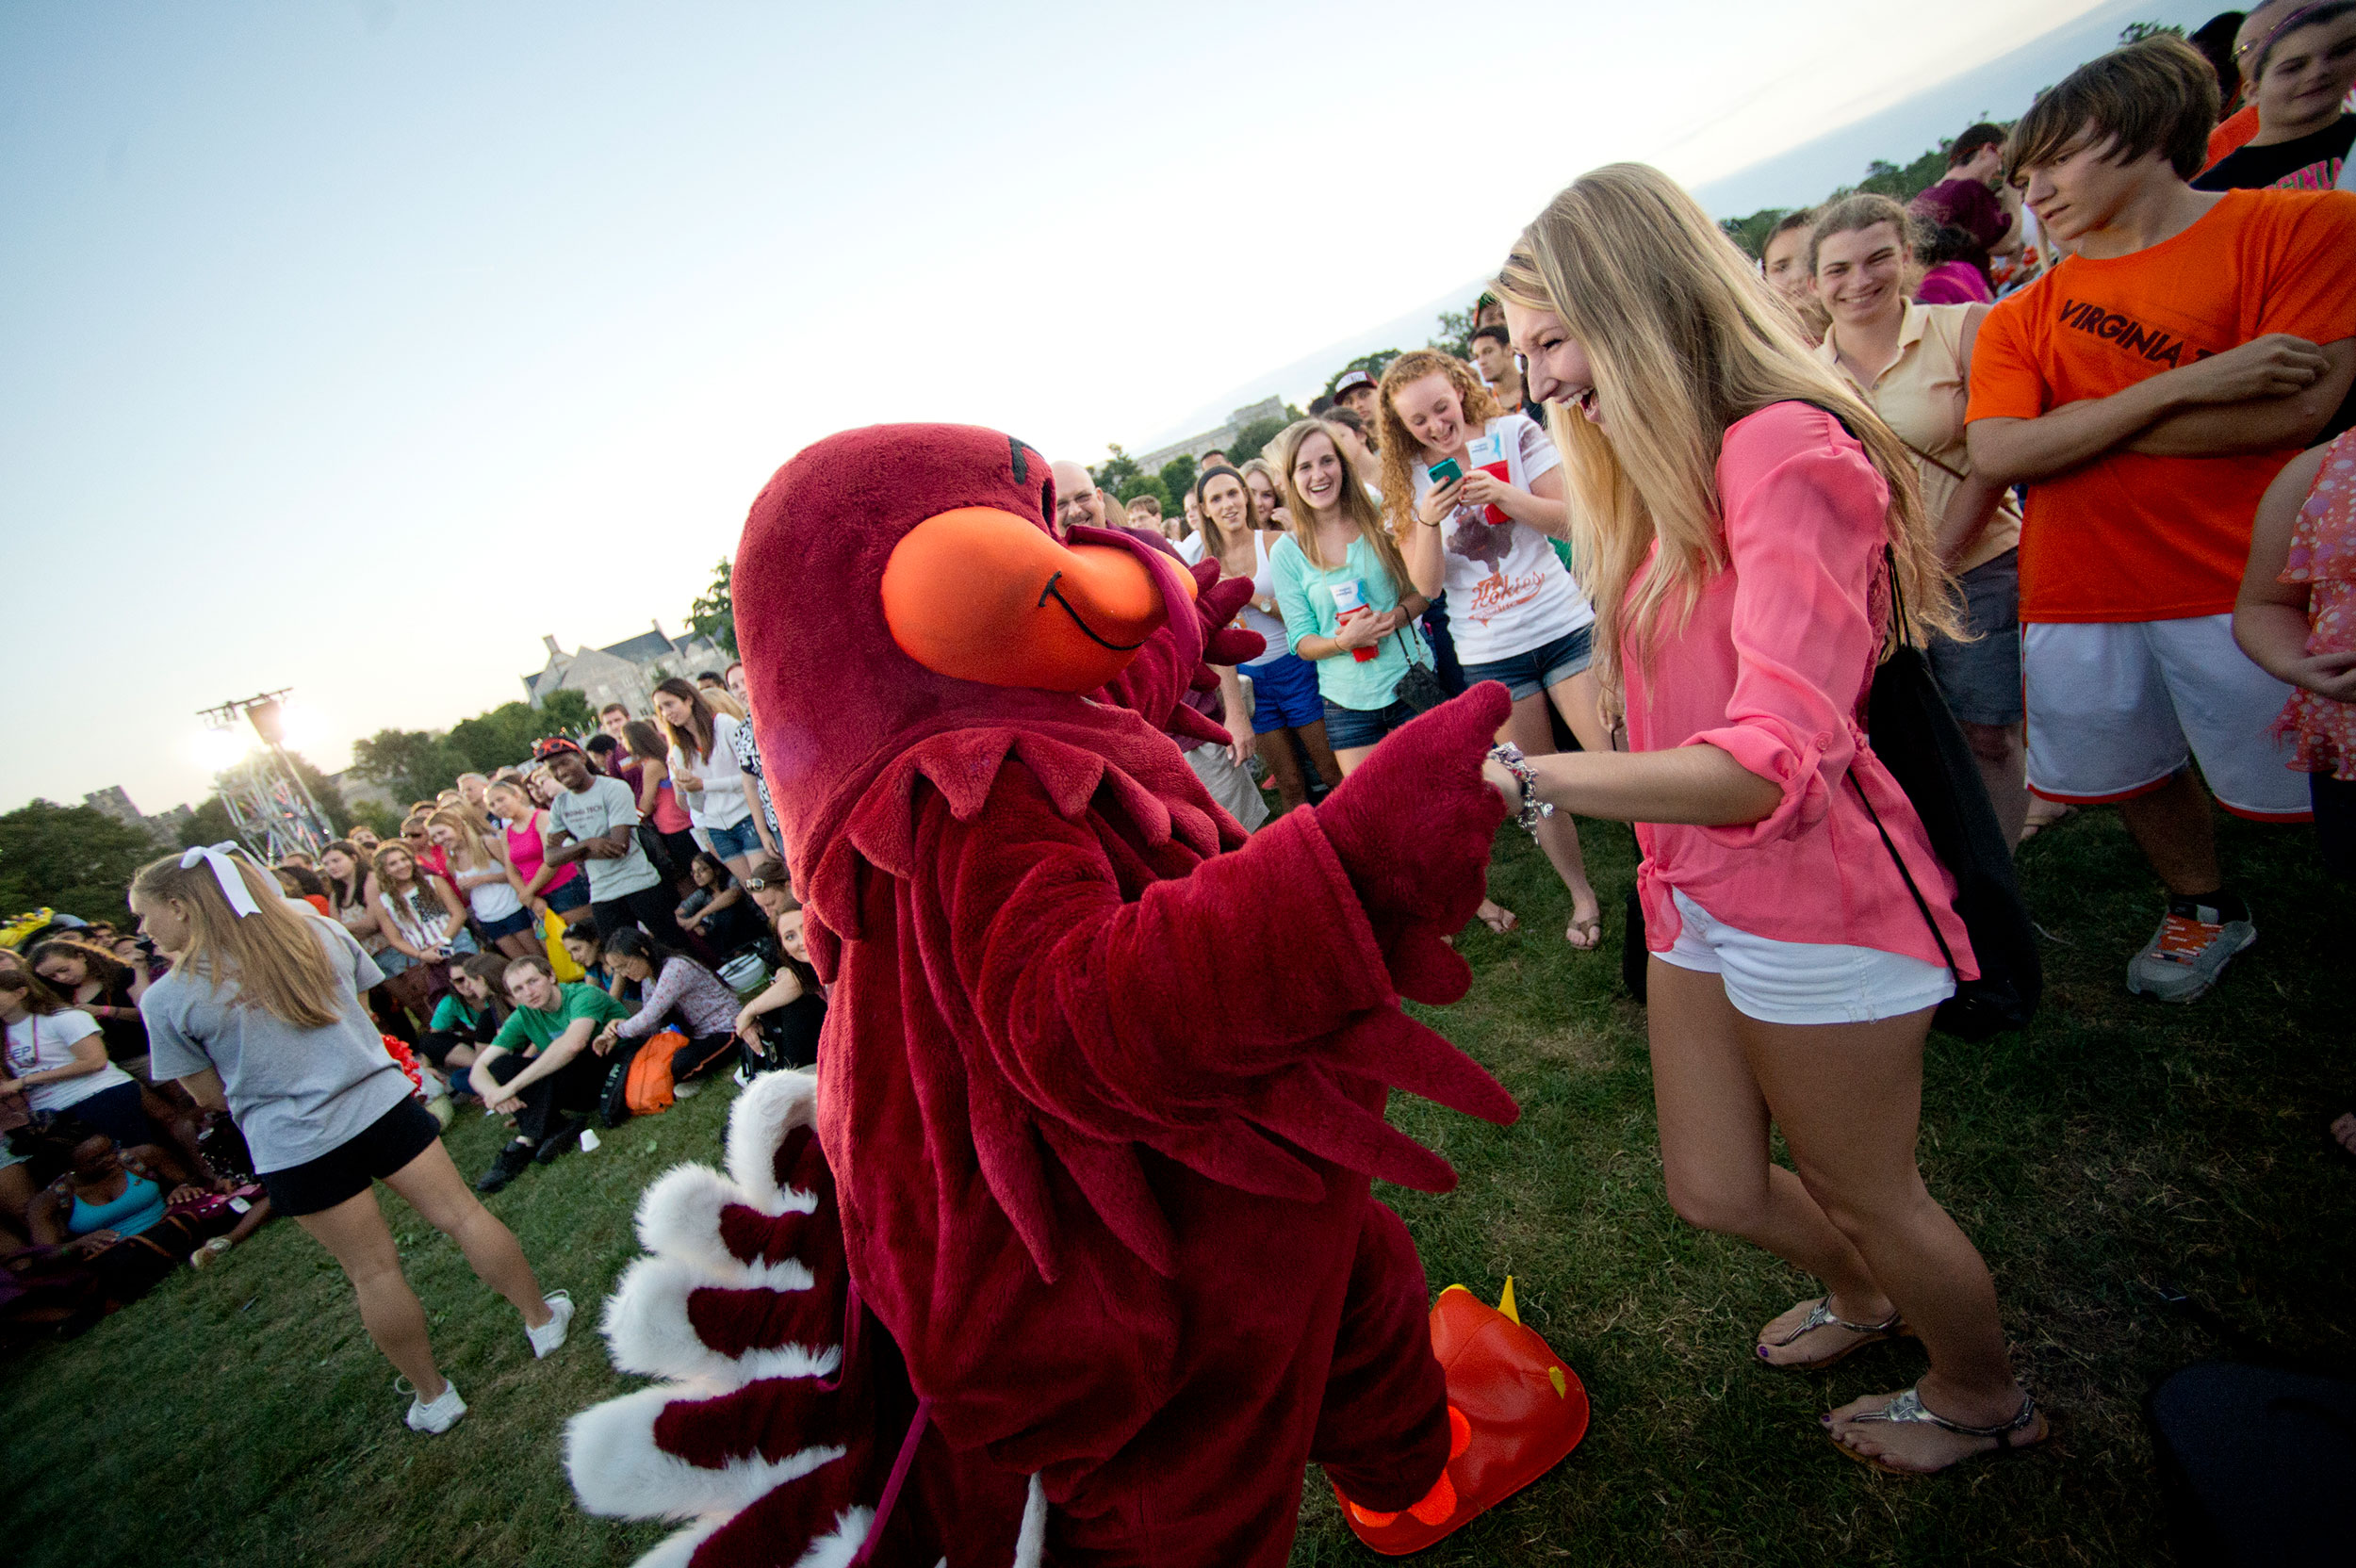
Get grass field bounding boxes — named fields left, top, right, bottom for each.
left=4, top=803, right=2349, bottom=1566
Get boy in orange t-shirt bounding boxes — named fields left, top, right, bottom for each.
left=1969, top=35, right=2356, bottom=1003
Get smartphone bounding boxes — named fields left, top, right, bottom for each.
left=1427, top=457, right=1463, bottom=486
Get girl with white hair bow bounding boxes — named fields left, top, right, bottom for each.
left=127, top=844, right=573, bottom=1436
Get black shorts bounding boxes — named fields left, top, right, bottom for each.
left=260, top=1096, right=442, bottom=1217
left=591, top=883, right=677, bottom=940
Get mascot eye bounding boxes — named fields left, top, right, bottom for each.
left=1041, top=481, right=1055, bottom=524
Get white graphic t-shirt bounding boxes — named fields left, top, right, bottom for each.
left=1409, top=414, right=1594, bottom=664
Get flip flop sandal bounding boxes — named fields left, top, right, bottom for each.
left=1479, top=905, right=1520, bottom=935
left=1827, top=1385, right=2045, bottom=1476
left=1756, top=1297, right=1913, bottom=1372
left=2018, top=804, right=2077, bottom=842
left=1564, top=916, right=1603, bottom=951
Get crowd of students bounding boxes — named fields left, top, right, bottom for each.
left=4, top=8, right=2353, bottom=1485
left=1093, top=8, right=2356, bottom=1008
left=1084, top=10, right=2356, bottom=1474
left=0, top=663, right=823, bottom=1418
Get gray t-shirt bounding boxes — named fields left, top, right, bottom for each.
left=142, top=917, right=414, bottom=1173
left=548, top=774, right=662, bottom=901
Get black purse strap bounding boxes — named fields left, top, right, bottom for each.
left=1780, top=400, right=1957, bottom=978
left=1847, top=772, right=1960, bottom=980
left=1884, top=540, right=1916, bottom=651
left=1851, top=540, right=1958, bottom=980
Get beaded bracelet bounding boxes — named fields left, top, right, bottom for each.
left=1487, top=743, right=1554, bottom=835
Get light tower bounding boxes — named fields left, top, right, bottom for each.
left=196, top=690, right=335, bottom=862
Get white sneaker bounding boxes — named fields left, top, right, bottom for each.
left=527, top=1290, right=574, bottom=1359
left=401, top=1377, right=466, bottom=1434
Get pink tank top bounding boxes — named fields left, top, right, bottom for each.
left=505, top=812, right=580, bottom=893
left=651, top=777, right=693, bottom=833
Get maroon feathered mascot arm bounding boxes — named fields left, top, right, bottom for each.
left=926, top=684, right=1515, bottom=1143
left=1090, top=563, right=1264, bottom=747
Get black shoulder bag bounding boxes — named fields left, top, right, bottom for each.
left=1854, top=542, right=2041, bottom=1039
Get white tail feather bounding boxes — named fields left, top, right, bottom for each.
left=790, top=1506, right=874, bottom=1568
left=601, top=1254, right=835, bottom=1386
left=565, top=1383, right=844, bottom=1521
left=1014, top=1474, right=1047, bottom=1567
left=634, top=1164, right=744, bottom=1271
left=727, top=1069, right=823, bottom=1209
left=628, top=1516, right=725, bottom=1568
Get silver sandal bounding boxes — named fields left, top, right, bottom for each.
left=1756, top=1297, right=1911, bottom=1372
left=1831, top=1385, right=2044, bottom=1475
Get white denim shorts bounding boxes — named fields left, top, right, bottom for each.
left=1656, top=889, right=1955, bottom=1026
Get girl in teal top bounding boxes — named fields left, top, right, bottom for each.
left=69, top=1167, right=167, bottom=1238
left=1266, top=418, right=1433, bottom=766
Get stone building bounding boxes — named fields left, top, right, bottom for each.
left=518, top=622, right=730, bottom=717
left=1129, top=395, right=1290, bottom=475
left=82, top=786, right=187, bottom=847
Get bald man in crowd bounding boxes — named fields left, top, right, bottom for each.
left=1049, top=457, right=1269, bottom=833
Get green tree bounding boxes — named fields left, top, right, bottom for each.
left=0, top=800, right=160, bottom=923
left=351, top=728, right=469, bottom=807
left=1227, top=414, right=1290, bottom=466
left=1157, top=455, right=1198, bottom=508
left=688, top=557, right=738, bottom=660
left=1091, top=444, right=1143, bottom=492
left=447, top=697, right=590, bottom=775
left=540, top=689, right=594, bottom=734
left=446, top=707, right=532, bottom=775
left=2120, top=20, right=2183, bottom=44
left=1853, top=142, right=1955, bottom=204
left=1431, top=311, right=1475, bottom=360
left=345, top=801, right=405, bottom=841
left=1114, top=473, right=1171, bottom=514
left=1721, top=207, right=1796, bottom=259
left=178, top=796, right=239, bottom=851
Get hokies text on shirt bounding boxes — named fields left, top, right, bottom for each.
left=1464, top=566, right=1551, bottom=624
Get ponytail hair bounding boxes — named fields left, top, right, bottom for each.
left=128, top=851, right=343, bottom=1030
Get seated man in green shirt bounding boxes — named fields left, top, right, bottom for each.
left=469, top=955, right=632, bottom=1193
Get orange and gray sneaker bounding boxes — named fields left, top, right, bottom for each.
left=1333, top=1280, right=1589, bottom=1556
left=2126, top=896, right=2254, bottom=1004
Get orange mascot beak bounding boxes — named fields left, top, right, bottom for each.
left=879, top=506, right=1194, bottom=692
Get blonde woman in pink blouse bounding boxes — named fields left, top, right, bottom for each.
left=1483, top=166, right=2043, bottom=1475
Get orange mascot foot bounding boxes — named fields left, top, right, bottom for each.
left=1344, top=1407, right=1468, bottom=1529
left=1334, top=1282, right=1589, bottom=1555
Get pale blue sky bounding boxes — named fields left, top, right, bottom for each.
left=6, top=0, right=2155, bottom=815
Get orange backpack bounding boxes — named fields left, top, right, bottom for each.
left=600, top=1029, right=690, bottom=1126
